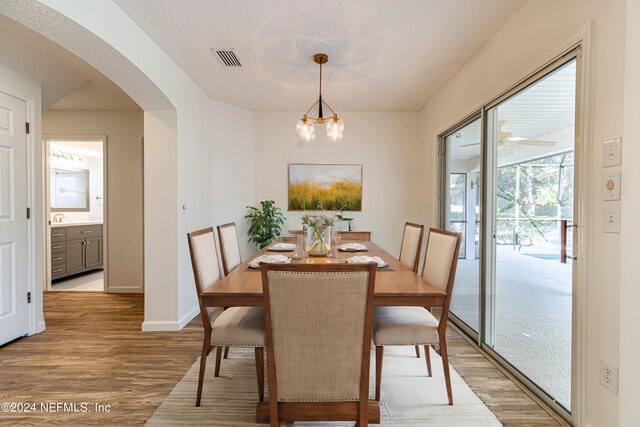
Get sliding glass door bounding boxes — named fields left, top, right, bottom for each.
left=443, top=118, right=481, bottom=333
left=441, top=54, right=578, bottom=415
left=484, top=59, right=576, bottom=411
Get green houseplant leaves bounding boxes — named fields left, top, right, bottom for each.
left=245, top=200, right=286, bottom=249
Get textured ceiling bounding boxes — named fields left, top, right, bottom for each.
left=0, top=13, right=140, bottom=111
left=0, top=0, right=172, bottom=111
left=114, top=0, right=529, bottom=112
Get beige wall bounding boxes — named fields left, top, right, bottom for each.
left=417, top=0, right=627, bottom=425
left=143, top=110, right=178, bottom=327
left=43, top=110, right=144, bottom=293
left=254, top=112, right=421, bottom=254
left=210, top=100, right=255, bottom=260
left=619, top=0, right=640, bottom=422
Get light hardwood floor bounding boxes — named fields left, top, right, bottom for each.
left=0, top=293, right=562, bottom=426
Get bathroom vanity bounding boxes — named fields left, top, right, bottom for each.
left=51, top=222, right=103, bottom=280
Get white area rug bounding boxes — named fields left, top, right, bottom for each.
left=146, top=346, right=502, bottom=426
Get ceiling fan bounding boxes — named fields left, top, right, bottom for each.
left=459, top=120, right=556, bottom=155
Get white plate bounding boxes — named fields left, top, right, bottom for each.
left=338, top=243, right=368, bottom=252
left=249, top=254, right=292, bottom=269
left=268, top=243, right=296, bottom=251
left=345, top=256, right=388, bottom=268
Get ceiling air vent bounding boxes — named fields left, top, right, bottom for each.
left=211, top=49, right=242, bottom=67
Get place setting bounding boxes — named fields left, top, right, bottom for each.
left=337, top=242, right=368, bottom=252
left=345, top=255, right=394, bottom=271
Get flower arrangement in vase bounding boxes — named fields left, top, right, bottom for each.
left=301, top=213, right=335, bottom=256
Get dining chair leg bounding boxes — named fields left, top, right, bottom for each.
left=195, top=333, right=211, bottom=407
left=254, top=347, right=264, bottom=402
left=224, top=346, right=230, bottom=359
left=214, top=345, right=223, bottom=377
left=414, top=345, right=420, bottom=358
left=424, top=344, right=432, bottom=377
left=440, top=339, right=453, bottom=405
left=375, top=346, right=384, bottom=401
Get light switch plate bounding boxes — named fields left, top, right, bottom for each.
left=602, top=172, right=621, bottom=200
left=603, top=204, right=621, bottom=233
left=603, top=138, right=622, bottom=167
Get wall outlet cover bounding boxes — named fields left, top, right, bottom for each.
left=603, top=137, right=622, bottom=167
left=602, top=172, right=621, bottom=201
left=600, top=359, right=619, bottom=394
left=603, top=204, right=621, bottom=233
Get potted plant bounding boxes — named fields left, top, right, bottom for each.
left=245, top=200, right=286, bottom=249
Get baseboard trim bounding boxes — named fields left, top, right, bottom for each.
left=141, top=320, right=180, bottom=332
left=36, top=321, right=46, bottom=334
left=178, top=305, right=200, bottom=330
left=107, top=286, right=143, bottom=294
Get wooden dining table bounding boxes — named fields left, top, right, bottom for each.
left=199, top=241, right=447, bottom=308
left=199, top=241, right=447, bottom=423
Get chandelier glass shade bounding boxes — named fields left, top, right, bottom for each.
left=296, top=53, right=344, bottom=144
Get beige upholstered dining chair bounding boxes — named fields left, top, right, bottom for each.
left=187, top=227, right=265, bottom=407
left=373, top=228, right=461, bottom=405
left=399, top=222, right=424, bottom=272
left=260, top=263, right=378, bottom=426
left=217, top=222, right=242, bottom=276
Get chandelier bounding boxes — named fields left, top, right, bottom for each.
left=296, top=53, right=344, bottom=144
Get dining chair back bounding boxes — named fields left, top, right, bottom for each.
left=260, top=263, right=378, bottom=426
left=187, top=227, right=222, bottom=325
left=188, top=227, right=265, bottom=407
left=422, top=228, right=461, bottom=304
left=399, top=222, right=424, bottom=272
left=217, top=222, right=242, bottom=276
left=372, top=228, right=461, bottom=406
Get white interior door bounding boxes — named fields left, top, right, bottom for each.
left=0, top=91, right=29, bottom=345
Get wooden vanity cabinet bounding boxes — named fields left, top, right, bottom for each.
left=51, top=224, right=103, bottom=280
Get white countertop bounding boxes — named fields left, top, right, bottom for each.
left=51, top=221, right=103, bottom=227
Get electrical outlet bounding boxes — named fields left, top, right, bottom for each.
left=600, top=359, right=619, bottom=394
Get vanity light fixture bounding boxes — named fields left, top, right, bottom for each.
left=50, top=150, right=82, bottom=162
left=296, top=53, right=344, bottom=144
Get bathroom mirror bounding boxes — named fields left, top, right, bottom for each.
left=50, top=167, right=90, bottom=211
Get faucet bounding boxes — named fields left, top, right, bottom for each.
left=53, top=213, right=65, bottom=223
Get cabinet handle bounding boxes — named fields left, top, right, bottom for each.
left=52, top=233, right=63, bottom=237
left=52, top=268, right=63, bottom=273
left=86, top=241, right=90, bottom=245
left=81, top=231, right=92, bottom=234
left=52, top=245, right=63, bottom=249
left=52, top=257, right=63, bottom=261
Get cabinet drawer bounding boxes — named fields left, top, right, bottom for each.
left=51, top=242, right=66, bottom=254
left=51, top=253, right=66, bottom=266
left=66, top=224, right=102, bottom=240
left=51, top=228, right=66, bottom=242
left=51, top=265, right=66, bottom=278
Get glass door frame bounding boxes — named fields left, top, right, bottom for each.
left=437, top=45, right=585, bottom=424
left=438, top=112, right=483, bottom=341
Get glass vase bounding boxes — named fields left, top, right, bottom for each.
left=305, top=226, right=332, bottom=257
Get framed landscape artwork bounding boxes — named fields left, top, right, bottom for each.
left=288, top=163, right=363, bottom=211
